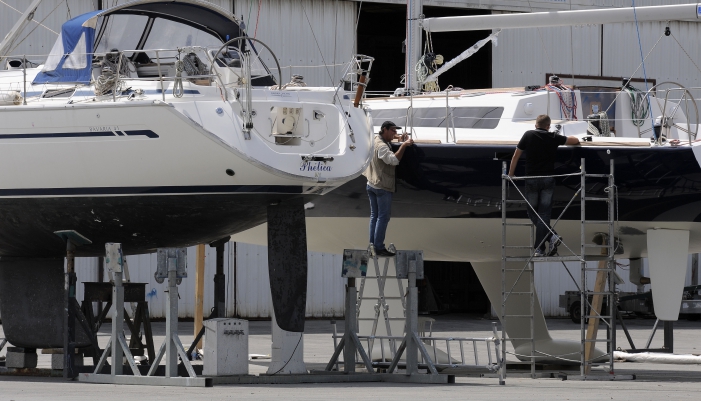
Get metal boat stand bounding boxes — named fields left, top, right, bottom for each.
left=186, top=236, right=231, bottom=360
left=79, top=245, right=209, bottom=387
left=385, top=251, right=441, bottom=376
left=316, top=249, right=450, bottom=385
left=325, top=249, right=374, bottom=374
left=53, top=230, right=98, bottom=379
left=81, top=281, right=156, bottom=364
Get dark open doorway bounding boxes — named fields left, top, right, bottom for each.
left=357, top=3, right=493, bottom=94
left=419, top=261, right=490, bottom=315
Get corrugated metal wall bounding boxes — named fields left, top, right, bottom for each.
left=0, top=0, right=94, bottom=62
left=234, top=0, right=356, bottom=87
left=536, top=257, right=698, bottom=317
left=0, top=250, right=690, bottom=321
left=493, top=17, right=701, bottom=94
left=67, top=252, right=701, bottom=319
left=71, top=242, right=346, bottom=319
left=492, top=23, right=602, bottom=88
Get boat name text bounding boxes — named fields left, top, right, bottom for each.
left=300, top=161, right=332, bottom=172
left=89, top=126, right=120, bottom=132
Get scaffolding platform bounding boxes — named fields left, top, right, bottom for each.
left=500, top=158, right=632, bottom=382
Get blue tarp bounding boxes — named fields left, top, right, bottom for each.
left=33, top=10, right=101, bottom=84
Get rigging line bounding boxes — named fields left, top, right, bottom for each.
left=8, top=0, right=65, bottom=56
left=247, top=0, right=254, bottom=33
left=669, top=32, right=701, bottom=76
left=333, top=0, right=338, bottom=84
left=353, top=1, right=363, bottom=55
left=0, top=0, right=60, bottom=35
left=569, top=0, right=575, bottom=87
left=527, top=0, right=555, bottom=79
left=406, top=0, right=413, bottom=92
left=254, top=0, right=262, bottom=39
left=631, top=0, right=656, bottom=138
left=300, top=2, right=335, bottom=87
left=602, top=32, right=665, bottom=116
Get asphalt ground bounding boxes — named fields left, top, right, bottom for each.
left=1, top=315, right=701, bottom=400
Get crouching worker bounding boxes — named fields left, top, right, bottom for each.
left=508, top=114, right=580, bottom=257
left=364, top=121, right=414, bottom=257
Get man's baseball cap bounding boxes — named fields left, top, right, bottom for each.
left=381, top=121, right=401, bottom=130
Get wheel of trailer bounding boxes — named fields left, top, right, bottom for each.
left=569, top=301, right=582, bottom=324
left=569, top=301, right=592, bottom=324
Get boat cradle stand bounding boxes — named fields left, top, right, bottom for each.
left=80, top=280, right=156, bottom=365
left=209, top=249, right=450, bottom=386
left=302, top=249, right=451, bottom=385
left=79, top=244, right=210, bottom=387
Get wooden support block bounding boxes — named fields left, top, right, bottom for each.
left=584, top=247, right=609, bottom=373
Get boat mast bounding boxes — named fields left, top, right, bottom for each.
left=422, top=3, right=701, bottom=32
left=404, top=0, right=423, bottom=95
left=0, top=0, right=43, bottom=64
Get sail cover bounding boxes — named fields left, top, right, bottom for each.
left=33, top=11, right=101, bottom=84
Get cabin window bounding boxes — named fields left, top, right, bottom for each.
left=142, top=18, right=222, bottom=61
left=42, top=87, right=76, bottom=98
left=95, top=15, right=149, bottom=57
left=372, top=107, right=504, bottom=129
left=64, top=32, right=88, bottom=69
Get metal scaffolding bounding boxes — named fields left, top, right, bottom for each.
left=501, top=158, right=633, bottom=381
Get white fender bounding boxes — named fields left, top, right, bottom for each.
left=647, top=229, right=690, bottom=321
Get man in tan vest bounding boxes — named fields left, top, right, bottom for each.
left=363, top=121, right=414, bottom=257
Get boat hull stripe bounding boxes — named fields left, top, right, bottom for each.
left=0, top=130, right=159, bottom=139
left=0, top=185, right=304, bottom=196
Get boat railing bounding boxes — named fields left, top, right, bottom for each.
left=2, top=45, right=262, bottom=103
left=336, top=54, right=374, bottom=108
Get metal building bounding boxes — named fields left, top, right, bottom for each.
left=62, top=249, right=701, bottom=319
left=1, top=0, right=699, bottom=318
left=71, top=242, right=345, bottom=319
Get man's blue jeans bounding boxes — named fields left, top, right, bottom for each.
left=367, top=184, right=393, bottom=251
left=525, top=177, right=555, bottom=252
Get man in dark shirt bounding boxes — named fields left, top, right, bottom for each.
left=508, top=114, right=580, bottom=256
